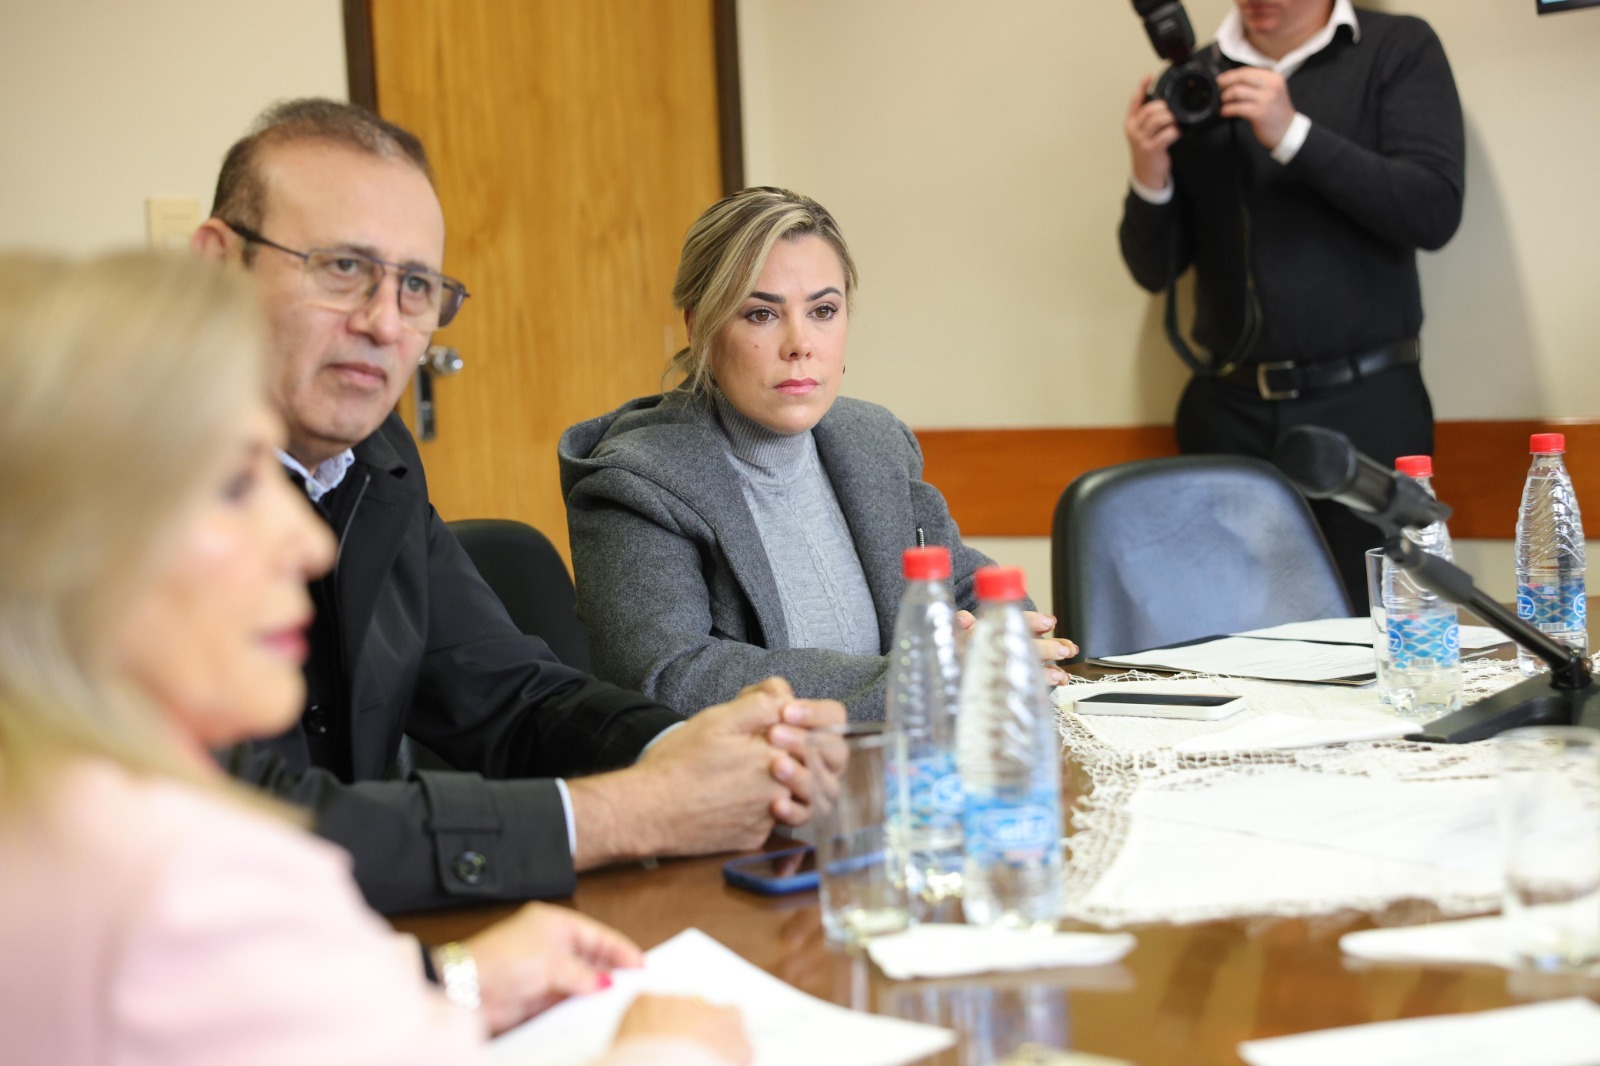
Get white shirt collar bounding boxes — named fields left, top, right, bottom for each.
left=277, top=448, right=355, bottom=503
left=1217, top=0, right=1359, bottom=79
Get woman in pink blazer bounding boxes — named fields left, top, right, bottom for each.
left=0, top=251, right=749, bottom=1066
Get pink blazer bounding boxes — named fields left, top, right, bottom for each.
left=0, top=760, right=729, bottom=1066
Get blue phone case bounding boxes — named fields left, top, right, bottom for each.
left=721, top=846, right=819, bottom=895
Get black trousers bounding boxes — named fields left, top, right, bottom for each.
left=1174, top=364, right=1435, bottom=612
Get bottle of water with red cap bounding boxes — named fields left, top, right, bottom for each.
left=956, top=566, right=1062, bottom=931
left=884, top=546, right=965, bottom=903
left=1382, top=455, right=1461, bottom=717
left=1517, top=433, right=1588, bottom=676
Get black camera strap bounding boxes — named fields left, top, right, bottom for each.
left=1162, top=120, right=1262, bottom=378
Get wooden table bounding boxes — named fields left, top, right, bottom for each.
left=393, top=840, right=1600, bottom=1065
left=394, top=628, right=1600, bottom=1064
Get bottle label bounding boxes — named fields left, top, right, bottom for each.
left=888, top=753, right=964, bottom=832
left=964, top=789, right=1061, bottom=867
left=1387, top=613, right=1460, bottom=670
left=1517, top=578, right=1587, bottom=631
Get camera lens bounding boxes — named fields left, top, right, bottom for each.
left=1156, top=59, right=1221, bottom=127
left=1174, top=72, right=1213, bottom=117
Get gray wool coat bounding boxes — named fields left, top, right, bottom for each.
left=557, top=390, right=1002, bottom=720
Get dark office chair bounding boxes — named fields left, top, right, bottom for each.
left=447, top=518, right=593, bottom=672
left=1051, top=455, right=1352, bottom=661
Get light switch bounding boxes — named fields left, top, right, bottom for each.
left=145, top=197, right=203, bottom=250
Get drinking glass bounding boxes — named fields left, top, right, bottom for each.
left=809, top=724, right=914, bottom=948
left=1365, top=547, right=1394, bottom=705
left=1498, top=725, right=1600, bottom=971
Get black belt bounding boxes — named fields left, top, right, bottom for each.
left=1216, top=338, right=1421, bottom=401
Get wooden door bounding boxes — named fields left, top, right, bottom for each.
left=366, top=0, right=725, bottom=561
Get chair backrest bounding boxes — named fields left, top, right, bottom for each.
left=447, top=518, right=593, bottom=672
left=1051, top=455, right=1352, bottom=660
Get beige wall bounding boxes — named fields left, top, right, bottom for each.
left=0, top=2, right=1590, bottom=613
left=0, top=0, right=346, bottom=255
left=740, top=0, right=1600, bottom=610
left=738, top=0, right=1600, bottom=425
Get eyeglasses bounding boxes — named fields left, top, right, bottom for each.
left=222, top=221, right=469, bottom=329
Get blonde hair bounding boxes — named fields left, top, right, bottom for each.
left=667, top=187, right=858, bottom=393
left=0, top=251, right=265, bottom=805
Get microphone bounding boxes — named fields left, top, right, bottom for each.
left=1274, top=425, right=1451, bottom=532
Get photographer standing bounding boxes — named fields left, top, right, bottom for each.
left=1118, top=0, right=1464, bottom=608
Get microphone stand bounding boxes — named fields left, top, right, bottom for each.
left=1373, top=531, right=1600, bottom=743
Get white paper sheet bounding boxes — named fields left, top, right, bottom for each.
left=1172, top=711, right=1413, bottom=753
left=1236, top=617, right=1510, bottom=651
left=1100, top=636, right=1376, bottom=682
left=865, top=923, right=1136, bottom=980
left=1126, top=767, right=1499, bottom=871
left=1339, top=915, right=1515, bottom=969
left=489, top=928, right=955, bottom=1066
left=1237, top=998, right=1600, bottom=1066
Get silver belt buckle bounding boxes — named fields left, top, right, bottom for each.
left=1256, top=361, right=1300, bottom=401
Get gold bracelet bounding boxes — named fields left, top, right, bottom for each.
left=434, top=941, right=481, bottom=1010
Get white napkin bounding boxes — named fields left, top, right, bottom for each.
left=1174, top=711, right=1413, bottom=753
left=1339, top=915, right=1514, bottom=968
left=1238, top=998, right=1600, bottom=1066
left=865, top=923, right=1136, bottom=980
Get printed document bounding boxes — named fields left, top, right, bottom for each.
left=1236, top=617, right=1510, bottom=651
left=490, top=928, right=955, bottom=1066
left=1100, top=636, right=1375, bottom=682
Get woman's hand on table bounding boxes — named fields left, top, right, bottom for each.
left=460, top=902, right=644, bottom=1035
left=955, top=610, right=1077, bottom=686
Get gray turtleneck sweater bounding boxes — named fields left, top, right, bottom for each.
left=713, top=394, right=881, bottom=657
left=558, top=388, right=1006, bottom=719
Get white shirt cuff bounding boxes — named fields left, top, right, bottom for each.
left=1129, top=174, right=1175, bottom=205
left=555, top=722, right=685, bottom=861
left=639, top=720, right=687, bottom=758
left=1271, top=112, right=1312, bottom=164
left=554, top=778, right=577, bottom=857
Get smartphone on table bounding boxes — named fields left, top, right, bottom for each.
left=722, top=845, right=818, bottom=895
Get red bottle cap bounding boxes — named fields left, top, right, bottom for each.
left=1395, top=455, right=1433, bottom=478
left=974, top=565, right=1026, bottom=602
left=1531, top=433, right=1566, bottom=454
left=902, top=546, right=951, bottom=581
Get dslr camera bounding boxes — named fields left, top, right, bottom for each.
left=1130, top=0, right=1233, bottom=128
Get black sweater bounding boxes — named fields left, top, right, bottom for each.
left=1118, top=10, right=1465, bottom=366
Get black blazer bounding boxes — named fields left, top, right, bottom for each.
left=226, top=414, right=682, bottom=913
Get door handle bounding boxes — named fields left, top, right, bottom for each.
left=413, top=345, right=465, bottom=442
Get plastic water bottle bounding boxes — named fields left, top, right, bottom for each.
left=1382, top=455, right=1461, bottom=718
left=1516, top=433, right=1588, bottom=675
left=956, top=566, right=1063, bottom=931
left=884, top=546, right=964, bottom=903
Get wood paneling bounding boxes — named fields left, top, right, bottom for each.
left=918, top=420, right=1600, bottom=541
left=342, top=0, right=376, bottom=111
left=370, top=1, right=723, bottom=560
left=1432, top=420, right=1600, bottom=540
left=712, top=0, right=744, bottom=195
left=917, top=425, right=1181, bottom=539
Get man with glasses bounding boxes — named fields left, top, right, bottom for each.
left=192, top=99, right=841, bottom=914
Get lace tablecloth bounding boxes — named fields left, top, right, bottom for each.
left=1054, top=660, right=1527, bottom=927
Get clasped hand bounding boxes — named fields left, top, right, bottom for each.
left=569, top=678, right=846, bottom=868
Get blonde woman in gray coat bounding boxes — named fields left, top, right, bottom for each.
left=559, top=189, right=1073, bottom=721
